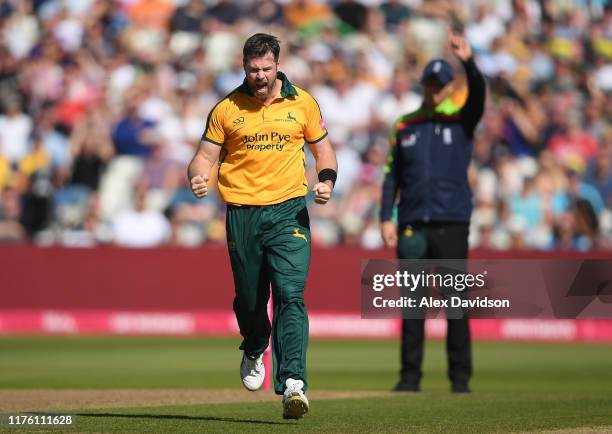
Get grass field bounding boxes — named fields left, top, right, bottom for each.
left=1, top=336, right=612, bottom=433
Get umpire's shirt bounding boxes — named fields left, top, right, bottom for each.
left=380, top=58, right=486, bottom=226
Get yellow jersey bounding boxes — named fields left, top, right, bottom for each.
left=203, top=72, right=328, bottom=206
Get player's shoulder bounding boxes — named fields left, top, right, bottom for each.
left=209, top=87, right=244, bottom=118
left=292, top=83, right=310, bottom=97
left=292, top=85, right=319, bottom=105
left=218, top=87, right=243, bottom=108
left=435, top=98, right=462, bottom=119
left=392, top=108, right=426, bottom=131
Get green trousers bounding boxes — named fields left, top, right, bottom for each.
left=226, top=196, right=310, bottom=395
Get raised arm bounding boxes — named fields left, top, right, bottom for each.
left=449, top=30, right=486, bottom=137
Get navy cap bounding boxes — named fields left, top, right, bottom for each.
left=421, top=59, right=454, bottom=85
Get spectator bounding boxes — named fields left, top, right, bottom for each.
left=333, top=0, right=369, bottom=33
left=380, top=0, right=412, bottom=29
left=584, top=139, right=612, bottom=207
left=0, top=187, right=26, bottom=243
left=126, top=0, right=175, bottom=31
left=207, top=0, right=242, bottom=26
left=0, top=100, right=33, bottom=165
left=565, top=168, right=606, bottom=216
left=547, top=112, right=599, bottom=171
left=283, top=0, right=332, bottom=31
left=3, top=0, right=39, bottom=59
left=55, top=112, right=114, bottom=212
left=17, top=136, right=54, bottom=239
left=374, top=69, right=422, bottom=128
left=0, top=153, right=12, bottom=190
left=165, top=175, right=220, bottom=247
left=112, top=180, right=171, bottom=247
left=248, top=0, right=284, bottom=26
left=170, top=0, right=207, bottom=34
left=112, top=99, right=157, bottom=157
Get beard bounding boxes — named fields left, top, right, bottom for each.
left=250, top=79, right=275, bottom=101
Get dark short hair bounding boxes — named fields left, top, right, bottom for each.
left=243, top=33, right=280, bottom=63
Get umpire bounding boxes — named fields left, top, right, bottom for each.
left=380, top=30, right=486, bottom=393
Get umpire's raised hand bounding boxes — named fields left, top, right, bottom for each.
left=449, top=29, right=472, bottom=61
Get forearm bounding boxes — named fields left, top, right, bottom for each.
left=460, top=58, right=486, bottom=136
left=380, top=177, right=397, bottom=222
left=315, top=152, right=337, bottom=170
left=187, top=140, right=221, bottom=179
left=463, top=57, right=485, bottom=96
left=188, top=153, right=214, bottom=179
left=380, top=141, right=400, bottom=221
left=311, top=137, right=338, bottom=188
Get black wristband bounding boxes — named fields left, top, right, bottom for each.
left=318, top=168, right=337, bottom=186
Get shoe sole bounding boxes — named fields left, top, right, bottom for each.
left=282, top=396, right=309, bottom=419
left=242, top=380, right=263, bottom=392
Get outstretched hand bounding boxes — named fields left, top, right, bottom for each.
left=449, top=29, right=472, bottom=62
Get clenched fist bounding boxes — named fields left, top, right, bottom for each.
left=312, top=182, right=332, bottom=205
left=190, top=174, right=209, bottom=198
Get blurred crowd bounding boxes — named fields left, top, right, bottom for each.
left=0, top=0, right=610, bottom=250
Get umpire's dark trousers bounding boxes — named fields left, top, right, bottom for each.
left=397, top=221, right=472, bottom=387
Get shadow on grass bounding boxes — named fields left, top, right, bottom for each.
left=71, top=412, right=284, bottom=425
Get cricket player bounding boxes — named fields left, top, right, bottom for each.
left=188, top=33, right=337, bottom=419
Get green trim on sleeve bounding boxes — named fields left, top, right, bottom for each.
left=305, top=131, right=328, bottom=145
left=202, top=135, right=223, bottom=146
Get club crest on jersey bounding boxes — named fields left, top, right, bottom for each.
left=273, top=112, right=299, bottom=123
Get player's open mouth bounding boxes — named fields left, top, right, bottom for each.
left=255, top=83, right=267, bottom=93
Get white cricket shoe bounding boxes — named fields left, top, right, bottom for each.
left=240, top=353, right=264, bottom=391
left=282, top=378, right=309, bottom=419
